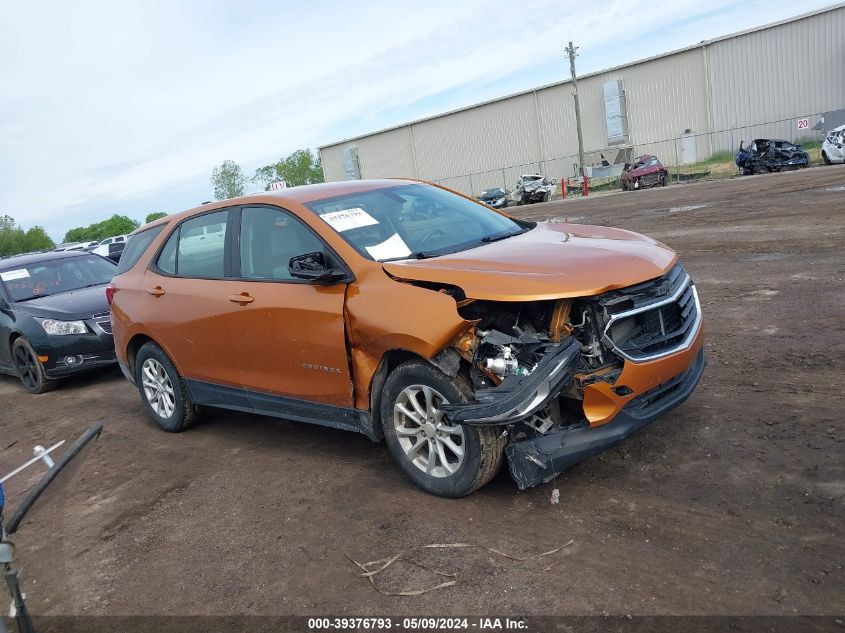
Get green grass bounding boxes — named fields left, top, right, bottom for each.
left=703, top=150, right=735, bottom=164
left=794, top=136, right=822, bottom=150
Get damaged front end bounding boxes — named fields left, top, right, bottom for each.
left=436, top=263, right=705, bottom=490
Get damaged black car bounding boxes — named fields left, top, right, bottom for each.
left=736, top=139, right=809, bottom=175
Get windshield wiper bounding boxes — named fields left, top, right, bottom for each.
left=481, top=228, right=529, bottom=243
left=72, top=283, right=109, bottom=290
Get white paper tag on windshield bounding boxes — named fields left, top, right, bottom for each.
left=0, top=269, right=30, bottom=281
left=365, top=233, right=412, bottom=261
left=320, top=207, right=379, bottom=233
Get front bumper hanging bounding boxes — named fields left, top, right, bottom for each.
left=440, top=337, right=582, bottom=425
left=506, top=348, right=706, bottom=489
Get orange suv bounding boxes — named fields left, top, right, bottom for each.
left=110, top=180, right=704, bottom=497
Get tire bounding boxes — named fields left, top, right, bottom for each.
left=822, top=151, right=831, bottom=165
left=380, top=361, right=506, bottom=497
left=661, top=173, right=669, bottom=187
left=12, top=337, right=55, bottom=394
left=134, top=341, right=199, bottom=432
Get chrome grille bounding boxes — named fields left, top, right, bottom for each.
left=602, top=267, right=701, bottom=362
left=95, top=320, right=113, bottom=334
left=92, top=311, right=113, bottom=335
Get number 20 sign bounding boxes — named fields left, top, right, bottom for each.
left=797, top=118, right=809, bottom=130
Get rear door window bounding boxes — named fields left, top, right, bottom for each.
left=154, top=210, right=230, bottom=278
left=116, top=226, right=164, bottom=274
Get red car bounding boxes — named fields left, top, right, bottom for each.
left=620, top=155, right=669, bottom=190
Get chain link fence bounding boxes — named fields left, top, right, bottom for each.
left=429, top=112, right=831, bottom=197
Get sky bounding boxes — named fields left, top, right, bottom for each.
left=0, top=0, right=836, bottom=241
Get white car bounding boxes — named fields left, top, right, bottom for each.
left=822, top=124, right=845, bottom=165
left=92, top=235, right=127, bottom=258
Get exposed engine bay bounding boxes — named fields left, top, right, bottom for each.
left=441, top=296, right=619, bottom=435
left=438, top=263, right=695, bottom=437
left=395, top=262, right=703, bottom=491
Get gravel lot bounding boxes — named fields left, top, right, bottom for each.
left=2, top=166, right=844, bottom=617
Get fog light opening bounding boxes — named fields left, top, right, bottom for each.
left=64, top=355, right=84, bottom=367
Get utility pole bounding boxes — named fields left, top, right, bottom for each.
left=565, top=41, right=585, bottom=180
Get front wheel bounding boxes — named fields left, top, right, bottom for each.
left=381, top=362, right=505, bottom=497
left=822, top=150, right=831, bottom=165
left=135, top=341, right=199, bottom=432
left=12, top=337, right=54, bottom=394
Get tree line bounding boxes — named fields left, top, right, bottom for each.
left=0, top=212, right=170, bottom=259
left=2, top=147, right=323, bottom=258
left=0, top=215, right=54, bottom=257
left=62, top=212, right=166, bottom=245
left=210, top=148, right=324, bottom=200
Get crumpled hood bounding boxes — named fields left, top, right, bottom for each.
left=383, top=222, right=676, bottom=301
left=522, top=179, right=551, bottom=192
left=626, top=164, right=662, bottom=178
left=13, top=285, right=110, bottom=320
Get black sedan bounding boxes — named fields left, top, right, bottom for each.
left=0, top=251, right=116, bottom=393
left=477, top=187, right=508, bottom=209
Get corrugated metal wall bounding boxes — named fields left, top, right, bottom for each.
left=320, top=5, right=844, bottom=195
left=537, top=47, right=711, bottom=182
left=707, top=6, right=845, bottom=153
left=321, top=125, right=417, bottom=183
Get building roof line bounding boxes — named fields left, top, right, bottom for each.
left=318, top=2, right=844, bottom=150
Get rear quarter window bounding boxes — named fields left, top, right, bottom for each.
left=116, top=226, right=165, bottom=274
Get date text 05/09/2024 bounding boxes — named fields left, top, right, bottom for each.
left=307, top=617, right=528, bottom=630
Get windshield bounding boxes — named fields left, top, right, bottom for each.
left=305, top=183, right=528, bottom=261
left=481, top=188, right=504, bottom=197
left=0, top=255, right=116, bottom=302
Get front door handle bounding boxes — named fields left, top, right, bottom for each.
left=146, top=287, right=165, bottom=297
left=228, top=293, right=254, bottom=304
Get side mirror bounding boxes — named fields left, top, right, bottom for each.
left=288, top=252, right=346, bottom=283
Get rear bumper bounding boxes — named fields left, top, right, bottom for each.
left=506, top=347, right=706, bottom=490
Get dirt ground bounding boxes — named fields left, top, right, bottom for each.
left=1, top=167, right=844, bottom=617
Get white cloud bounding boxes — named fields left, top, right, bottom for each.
left=0, top=0, right=833, bottom=238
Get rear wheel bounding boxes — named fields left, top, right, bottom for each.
left=135, top=342, right=199, bottom=432
left=12, top=337, right=54, bottom=394
left=381, top=361, right=505, bottom=497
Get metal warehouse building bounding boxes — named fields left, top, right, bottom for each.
left=319, top=4, right=845, bottom=195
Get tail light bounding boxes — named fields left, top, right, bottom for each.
left=106, top=283, right=116, bottom=305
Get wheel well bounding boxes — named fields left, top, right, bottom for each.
left=126, top=334, right=154, bottom=377
left=8, top=332, right=21, bottom=358
left=368, top=350, right=419, bottom=440
left=367, top=348, right=469, bottom=441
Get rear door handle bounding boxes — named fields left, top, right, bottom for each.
left=146, top=287, right=165, bottom=297
left=228, top=293, right=254, bottom=304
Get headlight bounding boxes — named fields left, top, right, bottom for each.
left=41, top=319, right=88, bottom=335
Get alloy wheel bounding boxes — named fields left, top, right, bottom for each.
left=393, top=384, right=465, bottom=478
left=13, top=345, right=38, bottom=391
left=141, top=358, right=176, bottom=418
